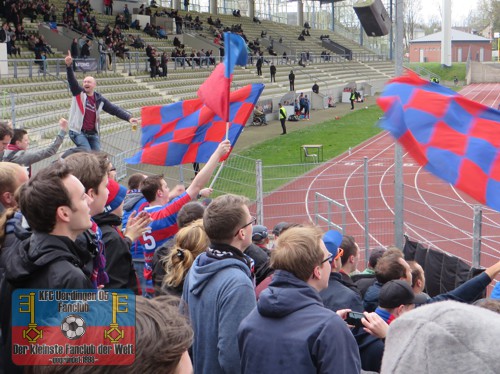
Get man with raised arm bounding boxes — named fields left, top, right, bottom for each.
left=137, top=140, right=230, bottom=294
left=64, top=50, right=139, bottom=151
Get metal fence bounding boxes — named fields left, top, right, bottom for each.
left=10, top=130, right=500, bottom=270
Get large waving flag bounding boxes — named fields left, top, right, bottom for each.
left=378, top=72, right=500, bottom=211
left=126, top=83, right=264, bottom=166
left=197, top=32, right=248, bottom=121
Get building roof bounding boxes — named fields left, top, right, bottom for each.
left=410, top=29, right=490, bottom=43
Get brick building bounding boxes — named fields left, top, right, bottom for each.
left=409, top=29, right=492, bottom=63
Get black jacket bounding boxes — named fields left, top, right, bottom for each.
left=1, top=231, right=93, bottom=374
left=93, top=213, right=140, bottom=294
left=244, top=243, right=272, bottom=286
left=352, top=327, right=384, bottom=372
left=5, top=231, right=93, bottom=289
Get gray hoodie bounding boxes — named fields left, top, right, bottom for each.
left=181, top=250, right=256, bottom=374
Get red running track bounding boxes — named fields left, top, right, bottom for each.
left=261, top=84, right=500, bottom=269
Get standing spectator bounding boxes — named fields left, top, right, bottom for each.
left=1, top=162, right=95, bottom=372
left=320, top=230, right=363, bottom=313
left=80, top=39, right=91, bottom=58
left=237, top=226, right=361, bottom=374
left=184, top=0, right=189, bottom=11
left=93, top=179, right=151, bottom=293
left=288, top=70, right=295, bottom=91
left=151, top=201, right=206, bottom=294
left=161, top=219, right=207, bottom=296
left=381, top=301, right=500, bottom=374
left=0, top=121, right=13, bottom=158
left=312, top=82, right=319, bottom=93
left=123, top=4, right=131, bottom=24
left=256, top=54, right=263, bottom=76
left=181, top=194, right=257, bottom=374
left=3, top=118, right=68, bottom=176
left=175, top=14, right=183, bottom=34
left=104, top=0, right=113, bottom=15
left=338, top=235, right=361, bottom=294
left=139, top=141, right=229, bottom=295
left=269, top=62, right=276, bottom=83
left=70, top=37, right=79, bottom=68
left=350, top=88, right=356, bottom=110
left=64, top=50, right=139, bottom=150
left=303, top=94, right=310, bottom=120
left=279, top=103, right=287, bottom=135
left=160, top=51, right=168, bottom=77
left=149, top=49, right=159, bottom=78
left=0, top=22, right=12, bottom=56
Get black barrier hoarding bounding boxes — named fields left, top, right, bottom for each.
left=75, top=59, right=98, bottom=72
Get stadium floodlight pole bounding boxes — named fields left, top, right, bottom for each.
left=394, top=0, right=404, bottom=250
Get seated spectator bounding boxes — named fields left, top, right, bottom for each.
left=312, top=82, right=319, bottom=94
left=381, top=301, right=500, bottom=373
left=8, top=35, right=20, bottom=57
left=253, top=16, right=261, bottom=24
left=130, top=19, right=141, bottom=30
left=157, top=26, right=167, bottom=39
left=298, top=34, right=305, bottom=41
left=304, top=21, right=311, bottom=29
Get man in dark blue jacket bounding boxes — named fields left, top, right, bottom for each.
left=320, top=230, right=363, bottom=312
left=238, top=227, right=361, bottom=374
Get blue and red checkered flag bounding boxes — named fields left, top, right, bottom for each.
left=49, top=22, right=58, bottom=33
left=197, top=32, right=248, bottom=122
left=378, top=72, right=500, bottom=211
left=126, top=83, right=264, bottom=166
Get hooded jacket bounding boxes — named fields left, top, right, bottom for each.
left=1, top=231, right=93, bottom=374
left=92, top=212, right=139, bottom=294
left=237, top=270, right=361, bottom=374
left=5, top=231, right=93, bottom=289
left=181, top=245, right=256, bottom=374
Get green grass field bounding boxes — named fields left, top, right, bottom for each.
left=406, top=62, right=467, bottom=82
left=239, top=106, right=383, bottom=163
left=214, top=106, right=384, bottom=199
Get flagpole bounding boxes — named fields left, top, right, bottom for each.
left=209, top=161, right=225, bottom=189
left=225, top=32, right=231, bottom=140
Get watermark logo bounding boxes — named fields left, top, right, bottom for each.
left=12, top=289, right=136, bottom=366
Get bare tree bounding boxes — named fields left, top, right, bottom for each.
left=404, top=0, right=423, bottom=50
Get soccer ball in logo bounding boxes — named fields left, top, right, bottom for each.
left=60, top=314, right=86, bottom=340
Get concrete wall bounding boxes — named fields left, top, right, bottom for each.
left=182, top=33, right=219, bottom=54
left=409, top=41, right=492, bottom=63
left=468, top=61, right=500, bottom=83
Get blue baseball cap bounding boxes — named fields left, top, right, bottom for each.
left=323, top=230, right=343, bottom=255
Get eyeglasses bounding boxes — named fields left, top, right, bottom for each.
left=321, top=248, right=344, bottom=265
left=234, top=216, right=256, bottom=236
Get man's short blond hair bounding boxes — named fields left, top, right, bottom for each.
left=271, top=226, right=324, bottom=282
